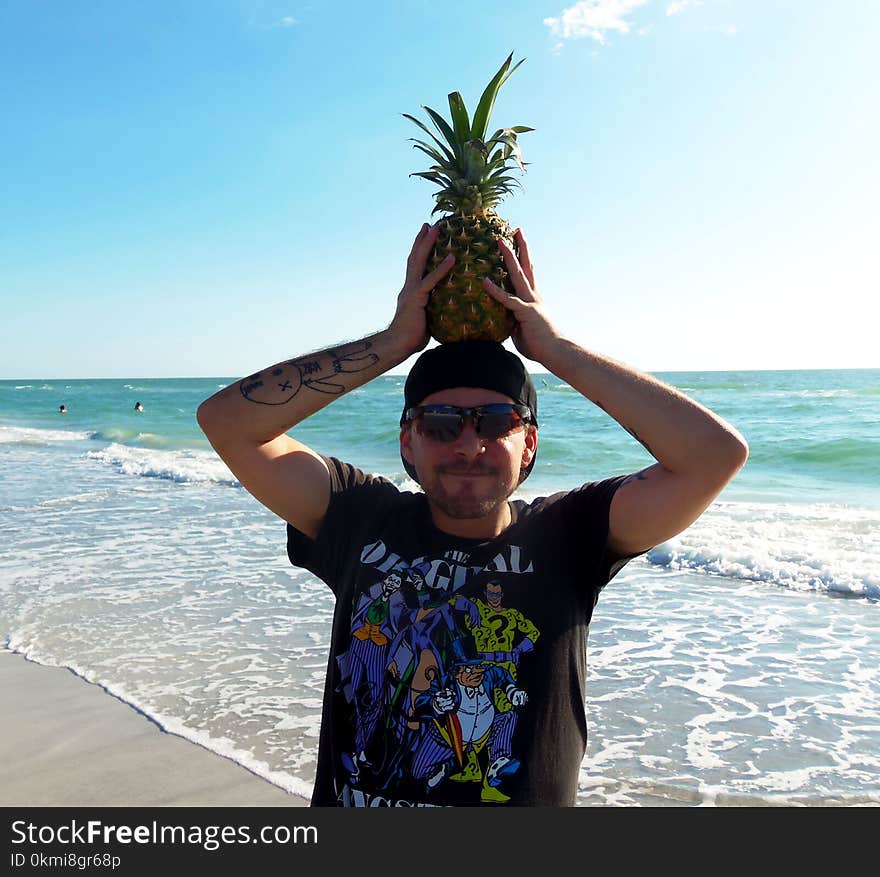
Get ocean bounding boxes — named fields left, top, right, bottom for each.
left=1, top=369, right=878, bottom=806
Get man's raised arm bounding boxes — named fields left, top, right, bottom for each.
left=196, top=223, right=454, bottom=539
left=484, top=229, right=749, bottom=557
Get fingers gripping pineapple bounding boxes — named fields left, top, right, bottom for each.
left=404, top=53, right=534, bottom=343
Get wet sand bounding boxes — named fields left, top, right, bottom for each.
left=0, top=650, right=308, bottom=807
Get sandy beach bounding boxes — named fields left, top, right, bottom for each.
left=0, top=650, right=308, bottom=807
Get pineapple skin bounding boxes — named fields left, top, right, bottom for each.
left=425, top=210, right=518, bottom=343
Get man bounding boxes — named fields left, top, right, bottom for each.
left=197, top=222, right=748, bottom=806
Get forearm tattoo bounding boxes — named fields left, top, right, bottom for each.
left=239, top=341, right=380, bottom=405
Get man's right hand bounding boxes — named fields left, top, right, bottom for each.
left=388, top=222, right=455, bottom=356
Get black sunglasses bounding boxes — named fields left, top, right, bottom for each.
left=404, top=403, right=532, bottom=443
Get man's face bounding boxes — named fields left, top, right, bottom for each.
left=400, top=388, right=537, bottom=524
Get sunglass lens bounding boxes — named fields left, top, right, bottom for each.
left=476, top=412, right=517, bottom=440
left=418, top=412, right=462, bottom=442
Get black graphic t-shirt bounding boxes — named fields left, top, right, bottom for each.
left=287, top=457, right=636, bottom=807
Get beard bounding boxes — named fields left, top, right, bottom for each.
left=420, top=461, right=518, bottom=520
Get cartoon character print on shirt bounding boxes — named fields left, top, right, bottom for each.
left=471, top=579, right=539, bottom=712
left=334, top=541, right=541, bottom=805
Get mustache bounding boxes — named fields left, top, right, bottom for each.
left=435, top=462, right=498, bottom=476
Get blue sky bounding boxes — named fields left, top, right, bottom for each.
left=2, top=1, right=877, bottom=378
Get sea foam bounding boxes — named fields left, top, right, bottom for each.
left=0, top=425, right=92, bottom=444
left=86, top=443, right=239, bottom=486
left=647, top=500, right=880, bottom=601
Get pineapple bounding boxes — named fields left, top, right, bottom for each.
left=404, top=53, right=533, bottom=343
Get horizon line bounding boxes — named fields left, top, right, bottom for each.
left=3, top=365, right=879, bottom=381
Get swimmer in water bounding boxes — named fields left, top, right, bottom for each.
left=59, top=405, right=67, bottom=414
left=135, top=402, right=144, bottom=412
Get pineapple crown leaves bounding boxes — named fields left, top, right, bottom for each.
left=469, top=52, right=525, bottom=142
left=403, top=52, right=534, bottom=212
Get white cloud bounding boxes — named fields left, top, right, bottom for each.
left=277, top=16, right=300, bottom=28
left=666, top=0, right=702, bottom=16
left=544, top=0, right=650, bottom=46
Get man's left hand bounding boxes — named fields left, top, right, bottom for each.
left=482, top=229, right=561, bottom=364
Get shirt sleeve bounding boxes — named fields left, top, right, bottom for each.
left=286, top=455, right=400, bottom=598
left=549, top=474, right=644, bottom=597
